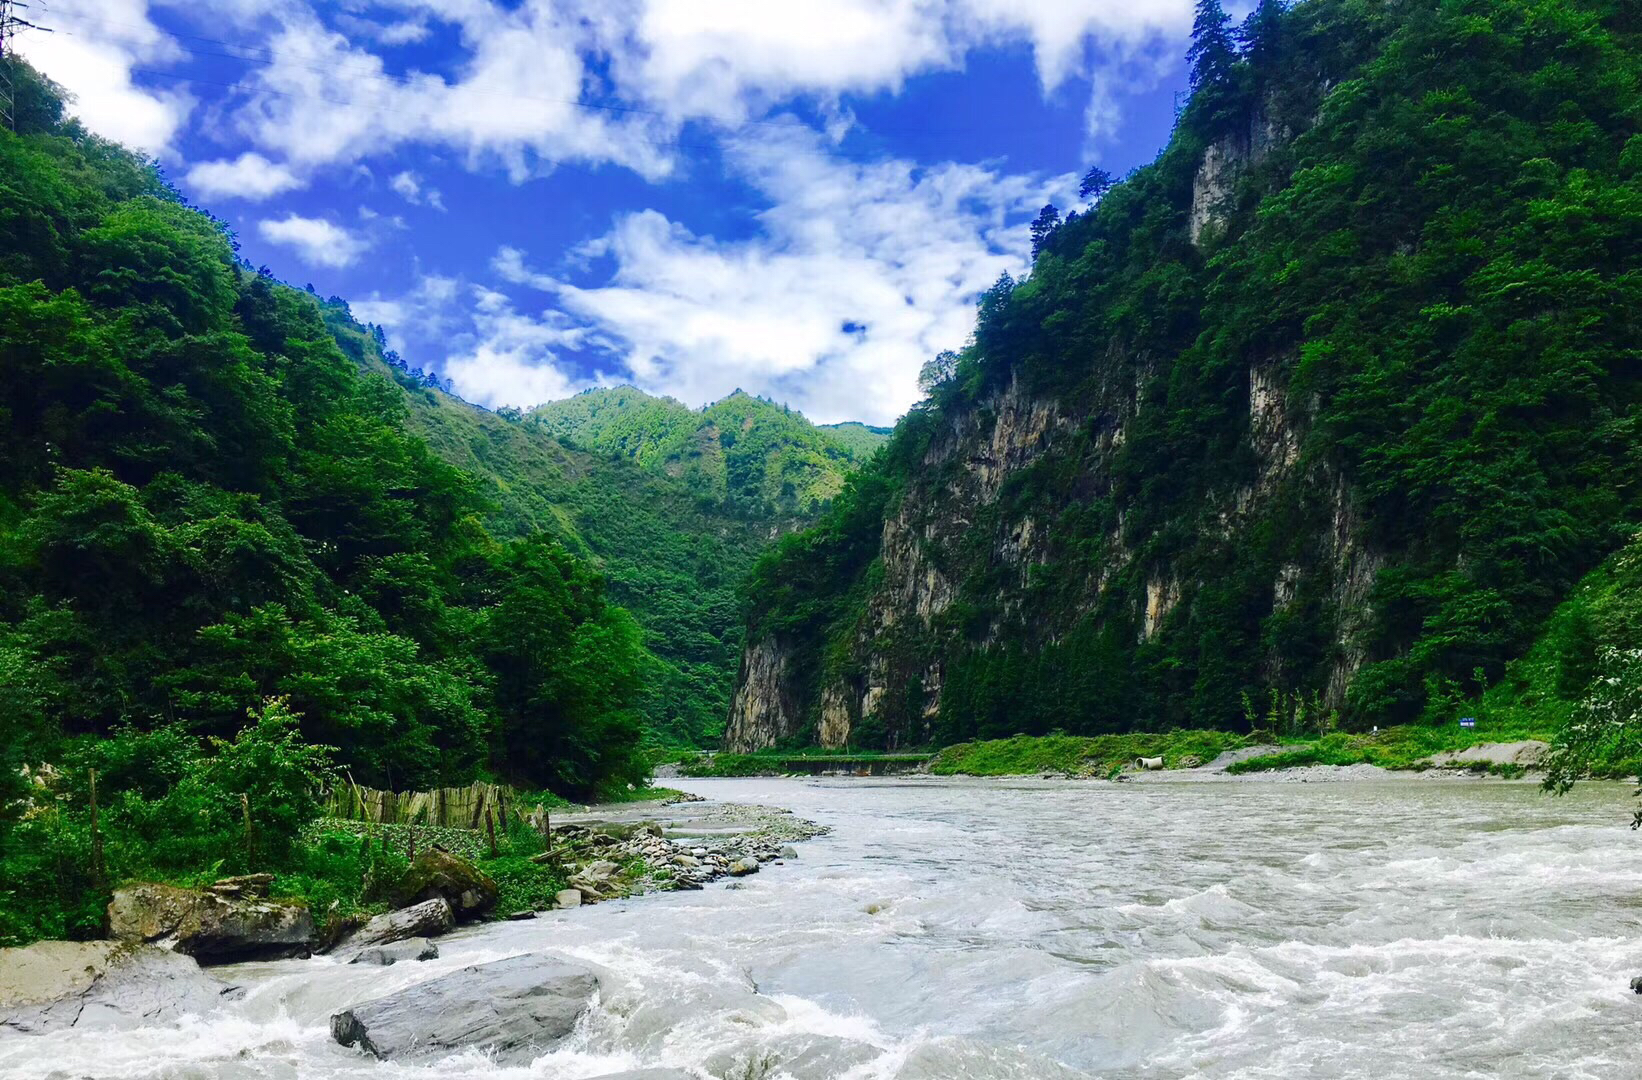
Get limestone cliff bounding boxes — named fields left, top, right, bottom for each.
left=726, top=0, right=1642, bottom=750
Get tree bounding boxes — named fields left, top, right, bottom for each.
left=1029, top=204, right=1062, bottom=259
left=918, top=350, right=959, bottom=396
left=1187, top=0, right=1237, bottom=90
left=1239, top=0, right=1288, bottom=73
left=1079, top=166, right=1115, bottom=202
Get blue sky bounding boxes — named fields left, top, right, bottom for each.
left=24, top=0, right=1204, bottom=425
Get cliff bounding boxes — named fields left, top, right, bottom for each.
left=727, top=0, right=1642, bottom=751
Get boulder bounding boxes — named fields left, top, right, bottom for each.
left=728, top=858, right=760, bottom=877
left=555, top=889, right=583, bottom=909
left=348, top=938, right=438, bottom=966
left=1631, top=975, right=1642, bottom=994
left=0, top=940, right=238, bottom=1034
left=108, top=883, right=315, bottom=964
left=337, top=898, right=454, bottom=951
left=330, top=953, right=597, bottom=1062
left=779, top=846, right=798, bottom=859
left=390, top=848, right=497, bottom=921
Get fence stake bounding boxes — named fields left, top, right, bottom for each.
left=240, top=792, right=254, bottom=868
left=485, top=808, right=499, bottom=858
left=88, top=768, right=104, bottom=891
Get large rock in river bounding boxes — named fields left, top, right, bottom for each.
left=335, top=897, right=454, bottom=952
left=108, top=883, right=315, bottom=964
left=390, top=848, right=497, bottom=921
left=0, top=940, right=237, bottom=1034
left=330, top=953, right=597, bottom=1062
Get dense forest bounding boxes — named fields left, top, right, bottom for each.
left=0, top=62, right=653, bottom=940
left=729, top=0, right=1642, bottom=751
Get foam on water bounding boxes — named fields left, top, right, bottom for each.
left=2, top=776, right=1637, bottom=1079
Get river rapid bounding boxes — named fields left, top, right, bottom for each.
left=5, top=776, right=1640, bottom=1080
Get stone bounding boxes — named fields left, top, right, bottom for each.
left=390, top=848, right=498, bottom=921
left=0, top=940, right=238, bottom=1034
left=671, top=854, right=700, bottom=868
left=555, top=889, right=583, bottom=909
left=108, top=883, right=315, bottom=964
left=582, top=860, right=620, bottom=881
left=728, top=857, right=760, bottom=876
left=330, top=953, right=597, bottom=1062
left=779, top=846, right=798, bottom=859
left=337, top=898, right=454, bottom=951
left=506, top=909, right=537, bottom=921
left=348, top=938, right=438, bottom=966
left=1631, top=975, right=1642, bottom=994
left=205, top=873, right=274, bottom=899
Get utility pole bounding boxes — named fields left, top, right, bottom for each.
left=0, top=0, right=51, bottom=132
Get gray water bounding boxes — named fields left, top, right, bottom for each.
left=5, top=776, right=1641, bottom=1079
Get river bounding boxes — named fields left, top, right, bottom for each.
left=4, top=776, right=1640, bottom=1079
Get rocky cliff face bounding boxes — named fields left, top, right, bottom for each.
left=726, top=0, right=1642, bottom=750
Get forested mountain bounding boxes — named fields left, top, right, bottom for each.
left=726, top=0, right=1642, bottom=751
left=0, top=62, right=653, bottom=804
left=311, top=320, right=869, bottom=750
left=529, top=386, right=886, bottom=516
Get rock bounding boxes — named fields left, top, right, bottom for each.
left=390, top=848, right=498, bottom=921
left=728, top=857, right=760, bottom=876
left=555, top=889, right=583, bottom=909
left=330, top=953, right=597, bottom=1062
left=337, top=898, right=454, bottom=951
left=581, top=860, right=621, bottom=882
left=779, top=846, right=798, bottom=859
left=108, top=883, right=315, bottom=964
left=1631, top=975, right=1642, bottom=994
left=506, top=909, right=537, bottom=921
left=0, top=940, right=238, bottom=1033
left=672, top=854, right=701, bottom=868
left=348, top=938, right=438, bottom=966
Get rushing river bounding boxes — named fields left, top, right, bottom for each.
left=6, top=776, right=1642, bottom=1080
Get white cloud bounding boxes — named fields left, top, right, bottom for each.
left=478, top=127, right=1074, bottom=424
left=443, top=286, right=590, bottom=408
left=16, top=0, right=191, bottom=154
left=257, top=214, right=370, bottom=267
left=186, top=152, right=304, bottom=200
left=389, top=170, right=445, bottom=210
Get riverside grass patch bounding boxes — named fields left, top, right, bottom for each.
left=930, top=731, right=1252, bottom=777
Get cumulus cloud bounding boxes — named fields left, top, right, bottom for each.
left=389, top=170, right=445, bottom=210
left=257, top=214, right=370, bottom=267
left=186, top=152, right=304, bottom=201
left=482, top=127, right=1074, bottom=424
left=15, top=0, right=191, bottom=154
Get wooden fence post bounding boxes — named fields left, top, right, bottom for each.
left=485, top=808, right=499, bottom=858
left=88, top=768, right=104, bottom=891
left=241, top=792, right=254, bottom=868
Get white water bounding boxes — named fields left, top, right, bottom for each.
left=5, top=776, right=1641, bottom=1079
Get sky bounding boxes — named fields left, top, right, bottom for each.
left=19, top=0, right=1205, bottom=426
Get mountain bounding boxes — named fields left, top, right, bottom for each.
left=528, top=386, right=886, bottom=516
left=725, top=0, right=1642, bottom=751
left=0, top=60, right=646, bottom=802
left=318, top=322, right=870, bottom=750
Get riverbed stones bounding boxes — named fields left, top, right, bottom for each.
left=0, top=940, right=238, bottom=1034
left=108, top=883, right=316, bottom=964
left=347, top=938, right=438, bottom=966
left=390, top=848, right=498, bottom=921
left=330, top=953, right=598, bottom=1062
left=338, top=898, right=454, bottom=952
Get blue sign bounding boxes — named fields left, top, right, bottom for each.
left=1459, top=717, right=1476, bottom=729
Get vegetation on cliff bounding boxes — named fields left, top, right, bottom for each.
left=734, top=0, right=1642, bottom=751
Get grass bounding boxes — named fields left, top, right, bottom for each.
left=929, top=731, right=1251, bottom=777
